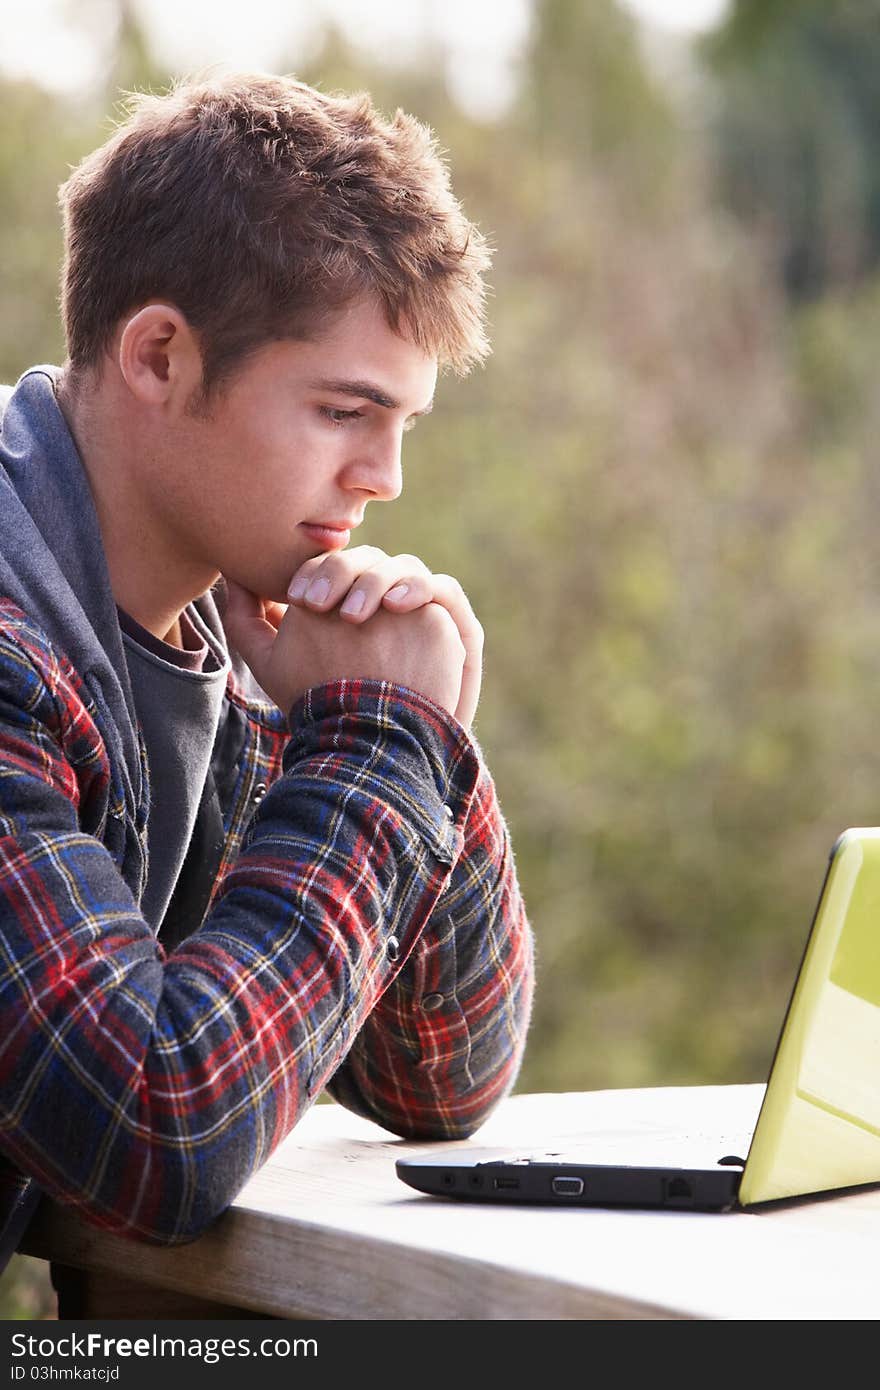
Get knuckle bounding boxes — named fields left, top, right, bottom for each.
left=420, top=603, right=460, bottom=645
left=304, top=557, right=336, bottom=584
left=420, top=602, right=447, bottom=630
left=438, top=573, right=465, bottom=598
left=396, top=553, right=429, bottom=573
left=355, top=569, right=386, bottom=592
left=293, top=556, right=324, bottom=578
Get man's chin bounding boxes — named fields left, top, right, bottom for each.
left=215, top=571, right=291, bottom=609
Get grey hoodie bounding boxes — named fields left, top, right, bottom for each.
left=0, top=369, right=148, bottom=869
left=0, top=367, right=236, bottom=919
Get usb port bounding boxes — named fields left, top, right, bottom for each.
left=492, top=1177, right=520, bottom=1190
left=552, top=1176, right=584, bottom=1196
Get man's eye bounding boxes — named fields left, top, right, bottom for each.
left=321, top=407, right=363, bottom=425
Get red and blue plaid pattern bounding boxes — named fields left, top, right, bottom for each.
left=0, top=600, right=533, bottom=1245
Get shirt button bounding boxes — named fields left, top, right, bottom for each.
left=421, top=992, right=445, bottom=1012
left=386, top=936, right=401, bottom=962
left=252, top=782, right=268, bottom=804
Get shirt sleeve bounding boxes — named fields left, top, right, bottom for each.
left=0, top=615, right=515, bottom=1246
left=324, top=729, right=534, bottom=1139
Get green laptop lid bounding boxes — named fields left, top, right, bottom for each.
left=740, top=828, right=880, bottom=1206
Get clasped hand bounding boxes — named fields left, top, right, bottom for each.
left=223, top=546, right=484, bottom=729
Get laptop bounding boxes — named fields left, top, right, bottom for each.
left=396, top=826, right=880, bottom=1211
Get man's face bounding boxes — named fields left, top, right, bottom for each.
left=157, top=296, right=438, bottom=603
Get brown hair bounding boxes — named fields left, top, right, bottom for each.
left=59, top=72, right=491, bottom=395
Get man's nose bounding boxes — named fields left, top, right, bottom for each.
left=346, top=431, right=404, bottom=502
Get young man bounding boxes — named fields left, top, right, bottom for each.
left=0, top=73, right=534, bottom=1281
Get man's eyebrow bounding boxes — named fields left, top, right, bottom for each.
left=307, top=378, right=434, bottom=415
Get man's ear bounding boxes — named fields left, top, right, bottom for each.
left=118, top=303, right=203, bottom=410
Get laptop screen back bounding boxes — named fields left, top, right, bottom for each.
left=739, top=828, right=880, bottom=1206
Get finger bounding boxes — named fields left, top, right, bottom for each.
left=421, top=575, right=483, bottom=649
left=286, top=556, right=328, bottom=602
left=455, top=653, right=483, bottom=731
left=424, top=575, right=484, bottom=729
left=296, top=551, right=431, bottom=618
left=223, top=580, right=283, bottom=671
left=340, top=566, right=433, bottom=623
left=261, top=598, right=288, bottom=629
left=286, top=546, right=389, bottom=607
left=315, top=549, right=430, bottom=614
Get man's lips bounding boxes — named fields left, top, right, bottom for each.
left=299, top=520, right=358, bottom=550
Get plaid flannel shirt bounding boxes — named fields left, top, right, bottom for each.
left=0, top=597, right=533, bottom=1249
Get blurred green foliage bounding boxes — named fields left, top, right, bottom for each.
left=4, top=0, right=880, bottom=1318
left=704, top=0, right=880, bottom=299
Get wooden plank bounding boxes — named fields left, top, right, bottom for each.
left=50, top=1265, right=275, bottom=1320
left=21, top=1087, right=880, bottom=1320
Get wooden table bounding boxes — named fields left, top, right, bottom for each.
left=19, top=1085, right=880, bottom=1321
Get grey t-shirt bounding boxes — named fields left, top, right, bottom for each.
left=119, top=598, right=230, bottom=930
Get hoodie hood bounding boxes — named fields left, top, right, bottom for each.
left=0, top=366, right=144, bottom=812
